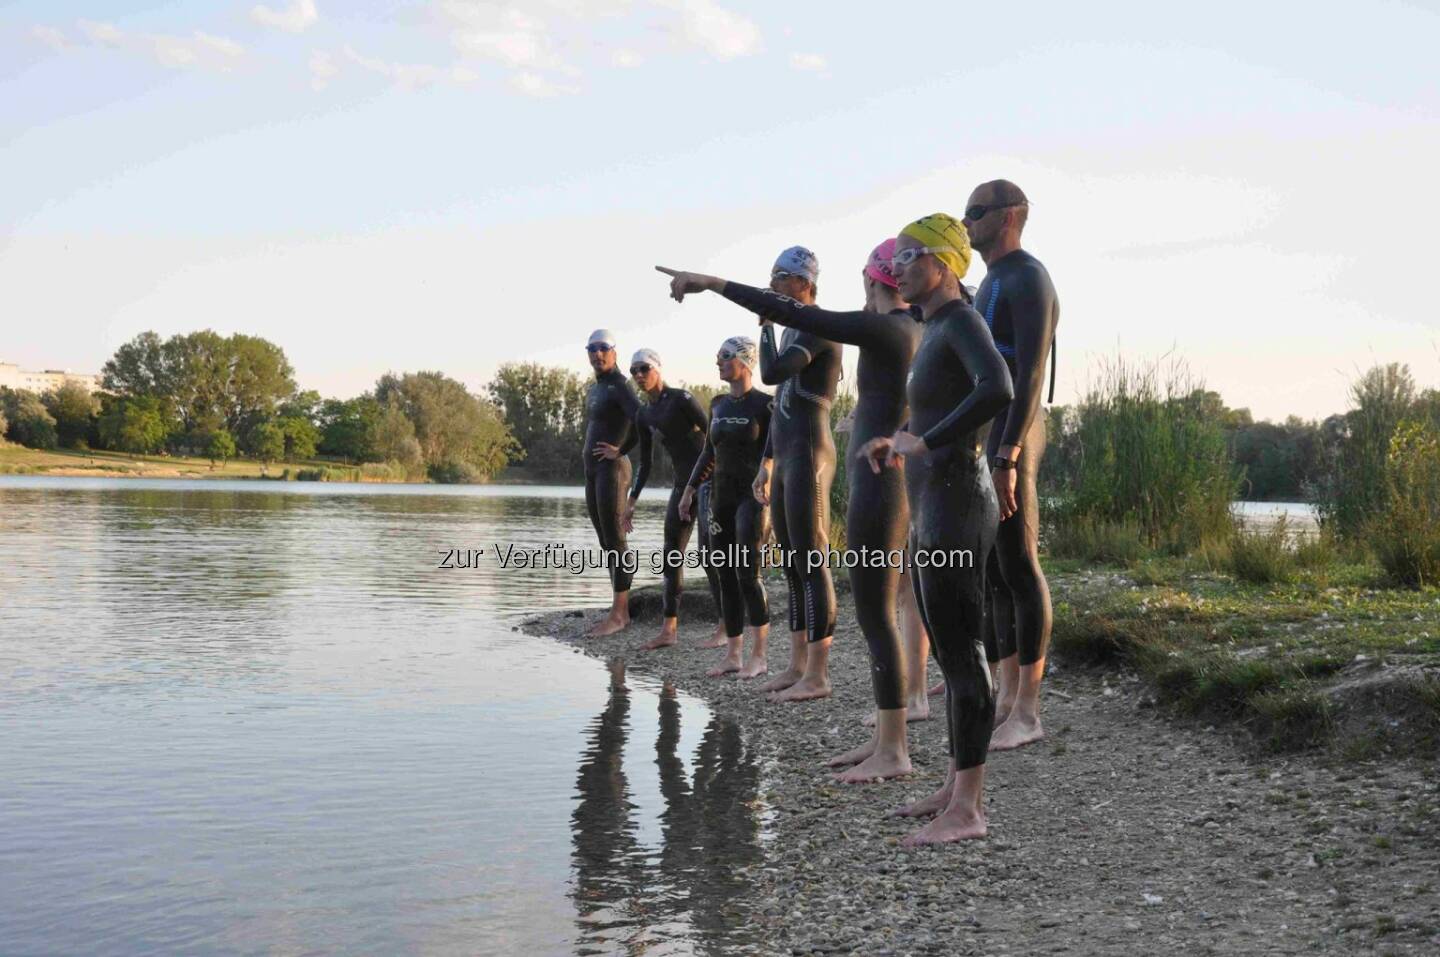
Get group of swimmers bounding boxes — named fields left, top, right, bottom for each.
left=578, top=179, right=1059, bottom=844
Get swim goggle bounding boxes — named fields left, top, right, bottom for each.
left=716, top=349, right=740, bottom=361
left=629, top=363, right=653, bottom=375
left=586, top=343, right=613, bottom=354
left=964, top=201, right=1028, bottom=221
left=890, top=245, right=957, bottom=268
left=770, top=269, right=803, bottom=281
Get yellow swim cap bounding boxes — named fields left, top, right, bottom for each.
left=899, top=213, right=972, bottom=280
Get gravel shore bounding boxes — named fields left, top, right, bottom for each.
left=524, top=578, right=1440, bottom=955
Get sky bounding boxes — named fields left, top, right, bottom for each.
left=2, top=0, right=1438, bottom=421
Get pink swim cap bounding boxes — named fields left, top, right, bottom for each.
left=864, top=238, right=899, bottom=289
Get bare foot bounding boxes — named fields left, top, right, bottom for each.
left=587, top=613, right=629, bottom=637
left=990, top=714, right=1044, bottom=751
left=863, top=698, right=931, bottom=726
left=758, top=668, right=802, bottom=693
left=834, top=750, right=912, bottom=784
left=698, top=629, right=727, bottom=649
left=706, top=652, right=743, bottom=677
left=768, top=676, right=831, bottom=703
left=640, top=632, right=677, bottom=651
left=902, top=806, right=987, bottom=845
left=826, top=738, right=875, bottom=768
left=737, top=657, right=768, bottom=679
left=927, top=680, right=944, bottom=697
left=891, top=779, right=954, bottom=818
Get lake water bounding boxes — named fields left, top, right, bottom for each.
left=0, top=478, right=766, bottom=956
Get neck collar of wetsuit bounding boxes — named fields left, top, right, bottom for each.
left=919, top=296, right=968, bottom=323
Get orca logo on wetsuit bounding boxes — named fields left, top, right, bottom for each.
left=714, top=416, right=751, bottom=425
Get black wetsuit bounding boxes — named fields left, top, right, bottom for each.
left=720, top=282, right=918, bottom=709
left=631, top=386, right=710, bottom=618
left=750, top=298, right=843, bottom=645
left=688, top=389, right=772, bottom=638
left=906, top=298, right=1014, bottom=770
left=583, top=367, right=641, bottom=593
left=976, top=250, right=1059, bottom=667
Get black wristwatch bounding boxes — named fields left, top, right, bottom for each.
left=991, top=456, right=1016, bottom=470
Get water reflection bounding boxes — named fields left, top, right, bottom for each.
left=571, top=661, right=763, bottom=955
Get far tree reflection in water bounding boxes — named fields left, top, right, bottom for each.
left=570, top=660, right=764, bottom=955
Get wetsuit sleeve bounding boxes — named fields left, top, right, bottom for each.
left=614, top=380, right=642, bottom=456
left=686, top=400, right=718, bottom=489
left=680, top=390, right=708, bottom=435
left=998, top=264, right=1058, bottom=449
left=630, top=416, right=652, bottom=499
left=719, top=281, right=897, bottom=353
left=920, top=310, right=1015, bottom=452
left=758, top=322, right=813, bottom=386
left=762, top=414, right=774, bottom=461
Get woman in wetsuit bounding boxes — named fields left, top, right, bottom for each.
left=859, top=215, right=1013, bottom=843
left=679, top=337, right=772, bottom=678
left=582, top=328, right=641, bottom=637
left=658, top=240, right=921, bottom=781
left=617, top=348, right=717, bottom=651
left=962, top=180, right=1060, bottom=752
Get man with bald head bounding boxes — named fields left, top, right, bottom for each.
left=962, top=180, right=1060, bottom=750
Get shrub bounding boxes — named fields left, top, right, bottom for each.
left=1228, top=515, right=1295, bottom=584
left=1046, top=514, right=1147, bottom=564
left=1368, top=420, right=1440, bottom=588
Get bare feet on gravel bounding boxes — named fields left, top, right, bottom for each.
left=737, top=656, right=768, bottom=679
left=767, top=675, right=831, bottom=703
left=587, top=610, right=629, bottom=637
left=758, top=668, right=803, bottom=693
left=990, top=713, right=1044, bottom=751
left=826, top=738, right=875, bottom=768
left=698, top=625, right=727, bottom=649
left=902, top=806, right=986, bottom=844
left=834, top=750, right=912, bottom=784
left=639, top=624, right=677, bottom=651
left=706, top=652, right=743, bottom=677
left=927, top=680, right=944, bottom=697
left=892, top=777, right=954, bottom=818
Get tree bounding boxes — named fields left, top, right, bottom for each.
left=318, top=396, right=383, bottom=462
left=376, top=371, right=518, bottom=480
left=96, top=396, right=170, bottom=456
left=0, top=388, right=59, bottom=449
left=205, top=429, right=237, bottom=468
left=486, top=362, right=589, bottom=478
left=249, top=421, right=286, bottom=467
left=370, top=401, right=424, bottom=471
left=278, top=415, right=319, bottom=460
left=42, top=382, right=101, bottom=448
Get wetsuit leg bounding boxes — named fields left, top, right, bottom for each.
left=985, top=547, right=1015, bottom=664
left=990, top=415, right=1051, bottom=665
left=710, top=487, right=746, bottom=639
left=591, top=458, right=634, bottom=593
left=735, top=496, right=770, bottom=628
left=662, top=481, right=695, bottom=618
left=769, top=463, right=806, bottom=635
left=696, top=481, right=724, bottom=615
left=778, top=419, right=836, bottom=643
left=847, top=456, right=908, bottom=710
left=911, top=464, right=998, bottom=770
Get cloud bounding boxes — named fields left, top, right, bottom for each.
left=789, top=52, right=826, bottom=73
left=71, top=20, right=245, bottom=71
left=251, top=0, right=319, bottom=34
left=611, top=48, right=642, bottom=68
left=509, top=71, right=580, bottom=97
left=31, top=25, right=70, bottom=51
left=437, top=2, right=570, bottom=72
left=343, top=45, right=448, bottom=89
left=663, top=0, right=761, bottom=60
left=308, top=49, right=339, bottom=90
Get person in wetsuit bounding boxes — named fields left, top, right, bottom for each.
left=962, top=180, right=1060, bottom=752
left=859, top=214, right=1013, bottom=844
left=582, top=328, right=641, bottom=637
left=659, top=239, right=920, bottom=780
left=680, top=336, right=772, bottom=678
left=620, top=348, right=713, bottom=651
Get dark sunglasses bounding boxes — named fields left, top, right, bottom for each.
left=586, top=343, right=613, bottom=354
left=964, top=201, right=1027, bottom=221
left=716, top=349, right=738, bottom=361
left=629, top=363, right=652, bottom=375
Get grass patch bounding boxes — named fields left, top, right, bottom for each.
left=1227, top=516, right=1295, bottom=585
left=1046, top=514, right=1147, bottom=564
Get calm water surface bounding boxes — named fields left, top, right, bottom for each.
left=0, top=478, right=767, bottom=956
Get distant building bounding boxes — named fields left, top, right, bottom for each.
left=0, top=362, right=103, bottom=394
